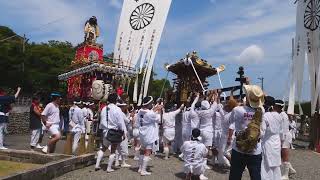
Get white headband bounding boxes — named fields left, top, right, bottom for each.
left=74, top=101, right=82, bottom=105
left=142, top=97, right=153, bottom=106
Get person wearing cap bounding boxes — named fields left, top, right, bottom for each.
left=260, top=97, right=282, bottom=180
left=0, top=87, right=21, bottom=150
left=136, top=96, right=162, bottom=176
left=70, top=99, right=85, bottom=155
left=229, top=85, right=265, bottom=180
left=162, top=102, right=184, bottom=160
left=275, top=100, right=296, bottom=179
left=41, top=93, right=62, bottom=154
left=95, top=93, right=126, bottom=173
left=181, top=128, right=208, bottom=180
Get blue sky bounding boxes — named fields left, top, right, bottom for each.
left=0, top=0, right=311, bottom=101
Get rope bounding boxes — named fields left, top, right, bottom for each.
left=0, top=16, right=67, bottom=42
left=189, top=59, right=206, bottom=93
left=217, top=71, right=227, bottom=100
left=159, top=71, right=170, bottom=99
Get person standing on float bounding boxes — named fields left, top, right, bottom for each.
left=136, top=96, right=162, bottom=176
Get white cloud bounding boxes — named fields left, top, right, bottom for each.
left=236, top=45, right=264, bottom=64
left=110, top=0, right=122, bottom=9
left=0, top=0, right=121, bottom=46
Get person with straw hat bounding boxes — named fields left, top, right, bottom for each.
left=229, top=85, right=265, bottom=180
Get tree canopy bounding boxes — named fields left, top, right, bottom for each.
left=0, top=26, right=75, bottom=94
left=0, top=26, right=170, bottom=99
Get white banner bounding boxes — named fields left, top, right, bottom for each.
left=114, top=0, right=172, bottom=100
left=114, top=0, right=172, bottom=69
left=289, top=0, right=320, bottom=115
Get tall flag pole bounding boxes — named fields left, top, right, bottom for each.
left=288, top=0, right=320, bottom=115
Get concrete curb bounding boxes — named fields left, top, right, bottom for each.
left=1, top=150, right=95, bottom=180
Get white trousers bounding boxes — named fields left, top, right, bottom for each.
left=30, top=129, right=42, bottom=147
left=201, top=130, right=213, bottom=147
left=217, top=135, right=229, bottom=164
left=117, top=137, right=129, bottom=157
left=261, top=158, right=281, bottom=180
left=0, top=123, right=6, bottom=147
left=72, top=131, right=82, bottom=154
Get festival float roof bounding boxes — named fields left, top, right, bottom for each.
left=58, top=43, right=136, bottom=81
left=167, top=51, right=217, bottom=78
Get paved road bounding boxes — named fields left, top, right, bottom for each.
left=4, top=135, right=319, bottom=180
left=55, top=145, right=320, bottom=180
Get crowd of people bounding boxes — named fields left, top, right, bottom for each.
left=0, top=84, right=299, bottom=180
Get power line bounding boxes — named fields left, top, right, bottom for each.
left=0, top=16, right=67, bottom=42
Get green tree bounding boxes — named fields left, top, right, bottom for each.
left=0, top=26, right=75, bottom=95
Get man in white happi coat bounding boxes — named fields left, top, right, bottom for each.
left=136, top=96, right=162, bottom=176
left=179, top=93, right=201, bottom=160
left=215, top=98, right=238, bottom=167
left=181, top=128, right=208, bottom=180
left=162, top=103, right=184, bottom=159
left=276, top=100, right=296, bottom=180
left=70, top=100, right=85, bottom=155
left=114, top=101, right=131, bottom=168
left=95, top=93, right=126, bottom=173
left=132, top=109, right=141, bottom=160
left=261, top=98, right=282, bottom=180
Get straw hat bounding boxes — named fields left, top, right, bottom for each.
left=243, top=85, right=265, bottom=108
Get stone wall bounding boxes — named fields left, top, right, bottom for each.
left=7, top=106, right=31, bottom=135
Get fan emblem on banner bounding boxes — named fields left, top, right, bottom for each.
left=130, top=3, right=155, bottom=30
left=304, top=0, right=320, bottom=31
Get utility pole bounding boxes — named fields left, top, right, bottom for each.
left=258, top=77, right=264, bottom=91
left=22, top=34, right=26, bottom=72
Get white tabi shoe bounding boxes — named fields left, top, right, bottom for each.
left=288, top=162, right=297, bottom=174
left=41, top=146, right=48, bottom=154
left=0, top=146, right=8, bottom=150
left=106, top=168, right=115, bottom=173
left=121, top=162, right=131, bottom=168
left=199, top=174, right=209, bottom=180
left=140, top=156, right=151, bottom=176
left=36, top=144, right=44, bottom=149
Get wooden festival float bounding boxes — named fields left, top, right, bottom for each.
left=58, top=17, right=136, bottom=155
left=166, top=51, right=247, bottom=105
left=58, top=17, right=136, bottom=100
